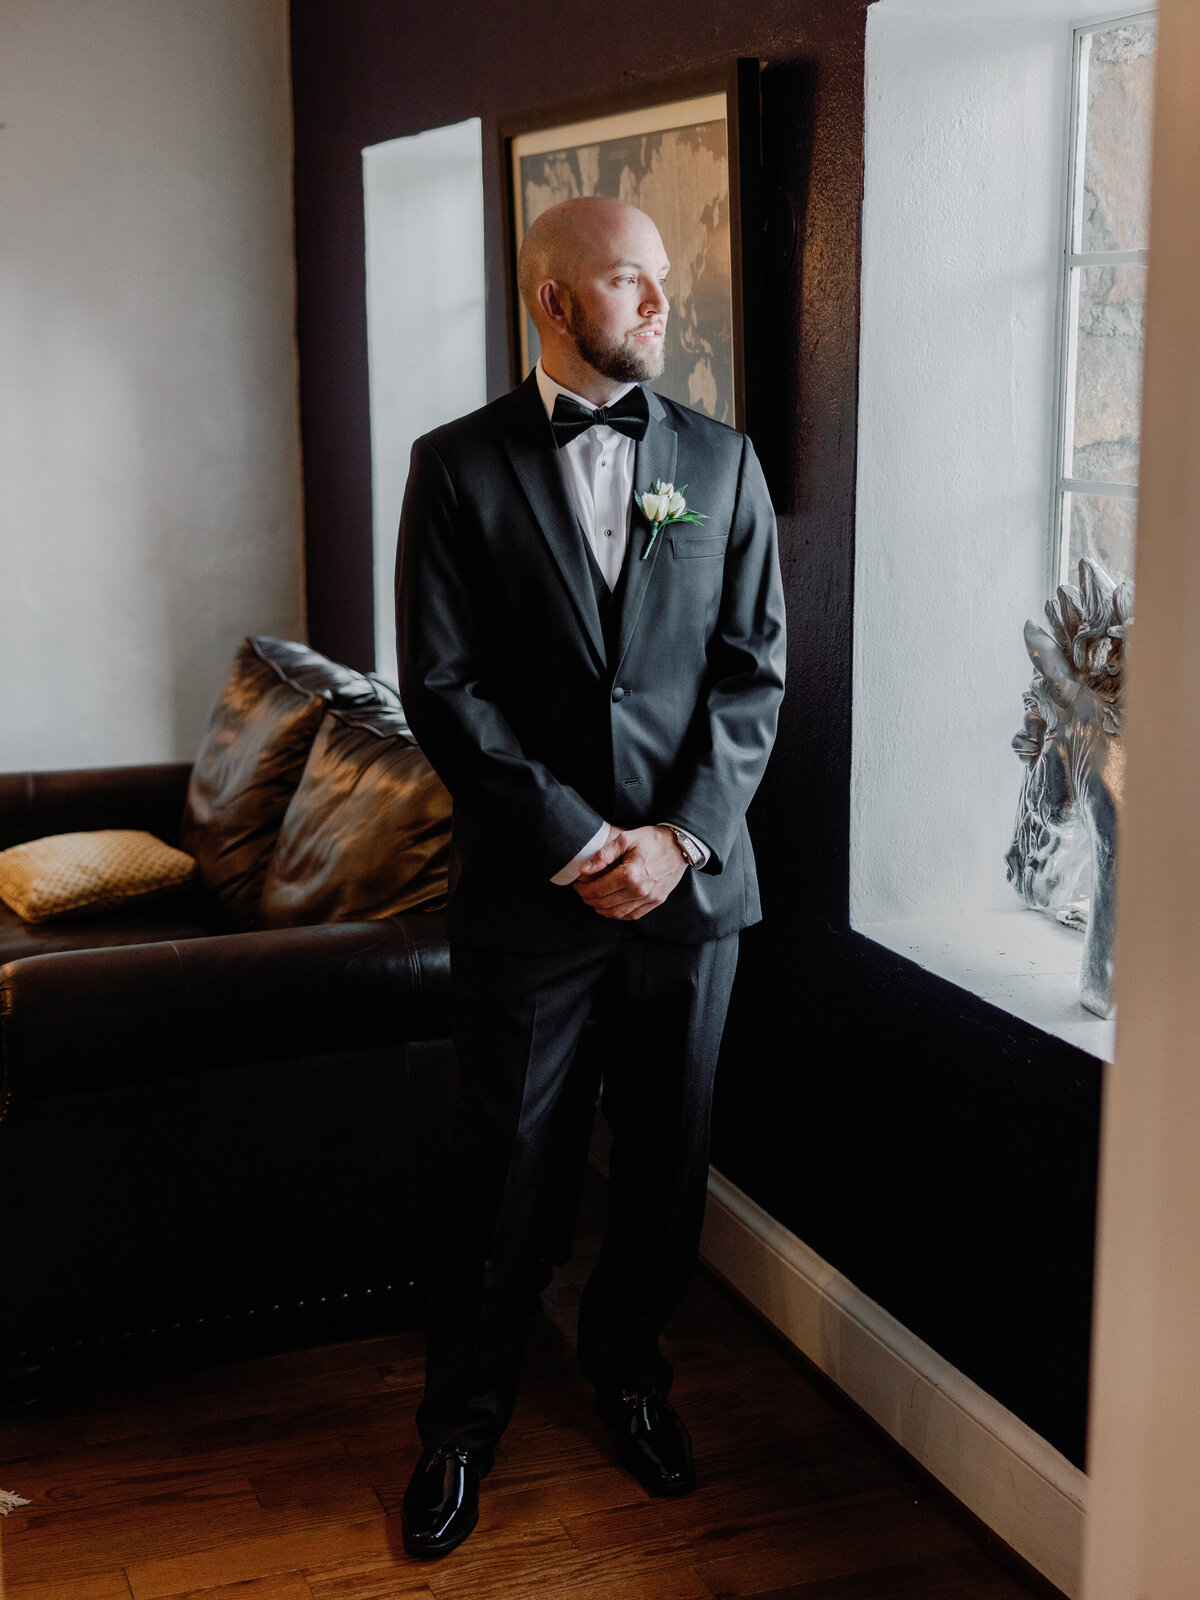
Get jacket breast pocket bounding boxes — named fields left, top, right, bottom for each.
left=669, top=533, right=728, bottom=560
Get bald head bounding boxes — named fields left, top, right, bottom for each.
left=518, top=195, right=670, bottom=401
left=518, top=197, right=661, bottom=323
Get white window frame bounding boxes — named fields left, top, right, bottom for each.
left=1051, top=6, right=1156, bottom=587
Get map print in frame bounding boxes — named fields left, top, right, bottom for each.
left=511, top=93, right=735, bottom=426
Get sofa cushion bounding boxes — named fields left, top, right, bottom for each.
left=257, top=705, right=452, bottom=929
left=181, top=641, right=328, bottom=928
left=180, top=638, right=397, bottom=929
left=0, top=830, right=196, bottom=923
left=249, top=637, right=400, bottom=712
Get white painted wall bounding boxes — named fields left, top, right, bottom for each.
left=363, top=121, right=487, bottom=689
left=0, top=0, right=305, bottom=772
left=851, top=0, right=1081, bottom=922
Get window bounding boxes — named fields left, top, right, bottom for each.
left=363, top=121, right=487, bottom=687
left=1054, top=12, right=1157, bottom=589
left=852, top=0, right=1158, bottom=1058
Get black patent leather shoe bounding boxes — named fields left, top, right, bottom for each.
left=401, top=1444, right=492, bottom=1558
left=595, top=1388, right=696, bottom=1495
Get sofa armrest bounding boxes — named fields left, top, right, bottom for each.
left=0, top=912, right=450, bottom=1099
left=0, top=764, right=194, bottom=851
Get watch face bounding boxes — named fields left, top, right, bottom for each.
left=672, top=829, right=700, bottom=866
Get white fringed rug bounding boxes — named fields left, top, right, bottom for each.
left=0, top=1490, right=29, bottom=1514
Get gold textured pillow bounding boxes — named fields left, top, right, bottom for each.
left=0, top=830, right=196, bottom=923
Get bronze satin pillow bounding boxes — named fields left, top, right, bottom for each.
left=181, top=640, right=327, bottom=927
left=249, top=635, right=403, bottom=713
left=256, top=705, right=451, bottom=928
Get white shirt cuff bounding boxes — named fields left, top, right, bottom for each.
left=551, top=821, right=611, bottom=885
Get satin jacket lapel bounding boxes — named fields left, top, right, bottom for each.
left=500, top=376, right=606, bottom=670
left=611, top=389, right=678, bottom=676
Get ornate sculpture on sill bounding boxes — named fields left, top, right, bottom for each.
left=1005, top=557, right=1133, bottom=1020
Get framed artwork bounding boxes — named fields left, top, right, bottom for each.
left=504, top=62, right=761, bottom=431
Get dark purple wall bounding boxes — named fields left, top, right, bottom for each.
left=290, top=0, right=864, bottom=668
left=289, top=0, right=1100, bottom=1468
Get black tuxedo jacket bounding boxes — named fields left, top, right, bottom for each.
left=395, top=373, right=786, bottom=952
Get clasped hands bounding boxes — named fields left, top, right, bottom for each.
left=573, top=823, right=688, bottom=921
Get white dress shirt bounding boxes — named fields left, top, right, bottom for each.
left=534, top=361, right=636, bottom=591
left=534, top=360, right=710, bottom=885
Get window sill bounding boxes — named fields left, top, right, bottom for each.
left=855, top=908, right=1115, bottom=1061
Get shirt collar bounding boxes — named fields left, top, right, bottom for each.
left=535, top=358, right=637, bottom=426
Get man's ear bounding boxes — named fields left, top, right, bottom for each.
left=537, top=279, right=569, bottom=331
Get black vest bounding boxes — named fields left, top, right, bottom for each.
left=582, top=531, right=633, bottom=663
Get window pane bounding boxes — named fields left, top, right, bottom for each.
left=1067, top=492, right=1137, bottom=588
left=1070, top=262, right=1145, bottom=484
left=1078, top=17, right=1157, bottom=254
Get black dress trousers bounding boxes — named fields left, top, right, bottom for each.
left=416, top=924, right=739, bottom=1453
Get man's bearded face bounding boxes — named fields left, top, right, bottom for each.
left=564, top=291, right=667, bottom=385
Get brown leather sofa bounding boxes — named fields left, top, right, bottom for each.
left=0, top=638, right=456, bottom=1400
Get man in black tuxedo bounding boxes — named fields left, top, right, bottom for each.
left=396, top=196, right=785, bottom=1558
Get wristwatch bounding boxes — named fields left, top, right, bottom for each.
left=664, top=826, right=705, bottom=869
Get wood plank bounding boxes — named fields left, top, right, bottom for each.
left=0, top=1426, right=347, bottom=1514
left=3, top=1430, right=185, bottom=1482
left=3, top=1570, right=134, bottom=1600
left=152, top=1575, right=317, bottom=1600
left=690, top=1490, right=990, bottom=1596
left=4, top=1484, right=262, bottom=1585
left=422, top=1531, right=709, bottom=1600
left=301, top=1568, right=436, bottom=1600
left=83, top=1366, right=398, bottom=1450
left=373, top=1353, right=429, bottom=1396
left=4, top=1477, right=387, bottom=1589
left=125, top=1516, right=394, bottom=1600
left=15, top=1456, right=257, bottom=1517
left=487, top=1414, right=630, bottom=1498
left=562, top=1462, right=906, bottom=1555
left=0, top=1411, right=91, bottom=1463
left=455, top=1471, right=647, bottom=1534
left=248, top=1456, right=387, bottom=1513
left=178, top=1391, right=414, bottom=1460
left=172, top=1334, right=417, bottom=1396
left=139, top=1432, right=348, bottom=1485
left=704, top=1549, right=1038, bottom=1599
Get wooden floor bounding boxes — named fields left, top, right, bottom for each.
left=0, top=1185, right=1049, bottom=1600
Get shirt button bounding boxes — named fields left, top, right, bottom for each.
left=611, top=686, right=627, bottom=703
left=604, top=528, right=613, bottom=538
left=599, top=458, right=607, bottom=467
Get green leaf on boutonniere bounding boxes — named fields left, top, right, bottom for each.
left=634, top=480, right=709, bottom=560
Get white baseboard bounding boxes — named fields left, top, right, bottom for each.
left=700, top=1168, right=1088, bottom=1598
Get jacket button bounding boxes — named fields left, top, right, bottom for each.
left=611, top=686, right=627, bottom=702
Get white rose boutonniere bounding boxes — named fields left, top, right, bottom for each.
left=633, top=480, right=708, bottom=560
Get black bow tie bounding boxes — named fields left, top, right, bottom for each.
left=550, top=387, right=650, bottom=446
